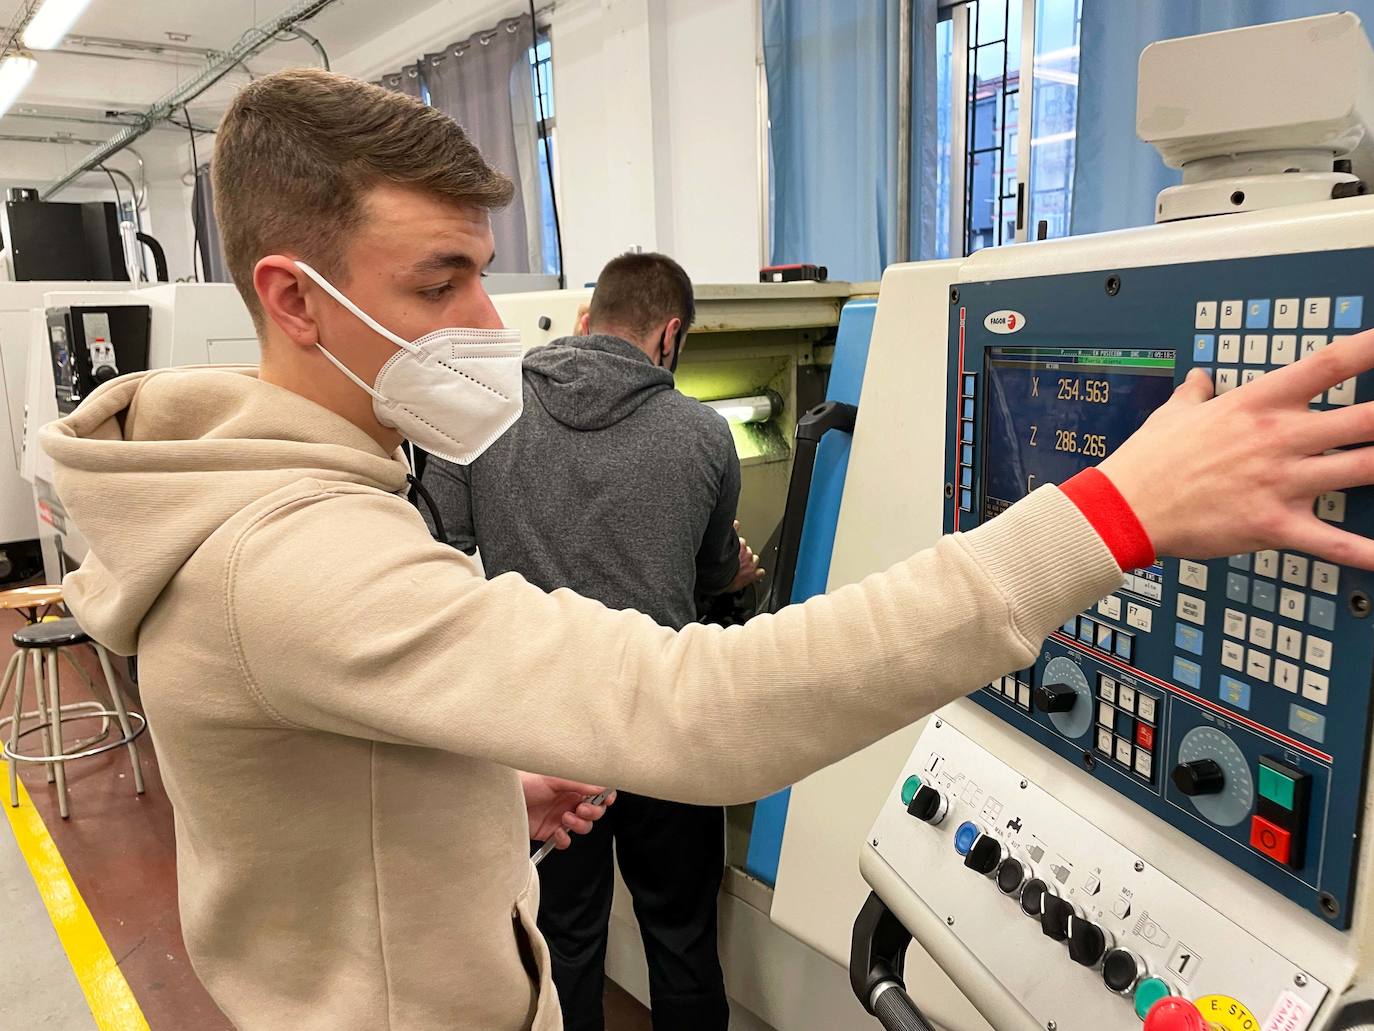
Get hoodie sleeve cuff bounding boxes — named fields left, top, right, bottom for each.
left=1059, top=468, right=1155, bottom=572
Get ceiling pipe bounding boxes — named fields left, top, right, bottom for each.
left=41, top=0, right=337, bottom=199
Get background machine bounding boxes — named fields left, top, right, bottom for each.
left=810, top=14, right=1374, bottom=1031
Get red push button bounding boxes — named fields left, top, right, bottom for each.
left=1250, top=814, right=1293, bottom=865
left=1135, top=722, right=1156, bottom=752
left=1144, top=997, right=1211, bottom=1031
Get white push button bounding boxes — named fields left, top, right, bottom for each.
left=1195, top=301, right=1217, bottom=329
left=1243, top=335, right=1268, bottom=364
left=1274, top=299, right=1300, bottom=329
left=1312, top=562, right=1339, bottom=594
left=1223, top=608, right=1246, bottom=639
left=1302, top=670, right=1330, bottom=705
left=1221, top=641, right=1244, bottom=671
left=1216, top=368, right=1239, bottom=393
left=1270, top=335, right=1297, bottom=364
left=1220, top=300, right=1243, bottom=329
left=1304, top=297, right=1331, bottom=329
left=1277, top=626, right=1303, bottom=660
left=1249, top=618, right=1274, bottom=649
left=1137, top=695, right=1157, bottom=723
left=1178, top=595, right=1206, bottom=625
left=1118, top=685, right=1137, bottom=713
left=1217, top=334, right=1241, bottom=363
left=1242, top=369, right=1264, bottom=385
left=1246, top=650, right=1271, bottom=682
left=1099, top=701, right=1114, bottom=727
left=1280, top=589, right=1306, bottom=621
left=1305, top=636, right=1333, bottom=671
left=1281, top=554, right=1309, bottom=586
left=1318, top=492, right=1347, bottom=523
left=1098, top=595, right=1122, bottom=620
left=1328, top=377, right=1357, bottom=406
left=1127, top=603, right=1152, bottom=633
left=1179, top=561, right=1208, bottom=590
left=1255, top=550, right=1279, bottom=578
left=1274, top=660, right=1300, bottom=693
left=1301, top=334, right=1328, bottom=358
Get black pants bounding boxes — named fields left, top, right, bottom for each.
left=535, top=792, right=729, bottom=1031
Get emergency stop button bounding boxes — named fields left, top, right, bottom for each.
left=1250, top=814, right=1293, bottom=865
left=1143, top=996, right=1214, bottom=1031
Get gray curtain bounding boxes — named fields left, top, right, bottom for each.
left=378, top=64, right=424, bottom=99
left=425, top=15, right=540, bottom=274
left=194, top=164, right=229, bottom=283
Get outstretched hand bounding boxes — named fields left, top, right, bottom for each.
left=520, top=772, right=615, bottom=850
left=727, top=520, right=766, bottom=593
left=1100, top=329, right=1374, bottom=567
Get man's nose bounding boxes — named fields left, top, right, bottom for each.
left=471, top=285, right=505, bottom=329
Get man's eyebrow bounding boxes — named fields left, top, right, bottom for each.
left=408, top=251, right=497, bottom=276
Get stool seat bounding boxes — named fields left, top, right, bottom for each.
left=0, top=586, right=63, bottom=611
left=12, top=618, right=89, bottom=650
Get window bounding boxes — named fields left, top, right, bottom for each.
left=529, top=35, right=561, bottom=279
left=936, top=0, right=1083, bottom=257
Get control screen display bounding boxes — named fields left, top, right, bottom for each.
left=982, top=347, right=1177, bottom=521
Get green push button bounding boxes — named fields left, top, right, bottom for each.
left=901, top=775, right=923, bottom=806
left=1134, top=977, right=1172, bottom=1020
left=1258, top=764, right=1296, bottom=810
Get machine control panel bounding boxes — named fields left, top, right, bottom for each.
left=46, top=304, right=150, bottom=415
left=943, top=253, right=1374, bottom=926
left=869, top=718, right=1329, bottom=1030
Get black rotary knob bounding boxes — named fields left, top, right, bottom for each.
left=963, top=834, right=1003, bottom=875
left=907, top=784, right=949, bottom=824
left=1067, top=915, right=1108, bottom=967
left=1020, top=877, right=1051, bottom=918
left=996, top=857, right=1028, bottom=897
left=1035, top=682, right=1078, bottom=714
left=1172, top=759, right=1226, bottom=797
left=1102, top=948, right=1143, bottom=995
left=1040, top=894, right=1076, bottom=941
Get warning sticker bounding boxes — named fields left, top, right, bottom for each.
left=1195, top=995, right=1259, bottom=1031
left=1262, top=990, right=1315, bottom=1031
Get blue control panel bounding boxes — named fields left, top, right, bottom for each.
left=943, top=253, right=1374, bottom=927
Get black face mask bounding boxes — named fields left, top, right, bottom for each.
left=659, top=329, right=683, bottom=374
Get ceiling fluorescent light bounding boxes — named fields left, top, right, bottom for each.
left=0, top=55, right=39, bottom=120
left=21, top=0, right=95, bottom=50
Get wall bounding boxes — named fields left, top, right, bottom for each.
left=336, top=0, right=764, bottom=289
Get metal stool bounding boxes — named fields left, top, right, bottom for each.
left=2, top=617, right=146, bottom=819
left=0, top=585, right=112, bottom=767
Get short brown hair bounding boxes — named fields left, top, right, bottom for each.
left=587, top=252, right=695, bottom=340
left=212, top=68, right=514, bottom=328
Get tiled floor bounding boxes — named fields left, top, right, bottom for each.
left=0, top=601, right=653, bottom=1029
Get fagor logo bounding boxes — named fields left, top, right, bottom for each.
left=984, top=309, right=1026, bottom=335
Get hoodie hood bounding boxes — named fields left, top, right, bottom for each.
left=40, top=366, right=408, bottom=655
left=522, top=334, right=674, bottom=431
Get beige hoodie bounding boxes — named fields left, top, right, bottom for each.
left=42, top=366, right=1123, bottom=1030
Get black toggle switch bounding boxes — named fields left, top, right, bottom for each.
left=1020, top=877, right=1050, bottom=918
left=907, top=784, right=948, bottom=824
left=1040, top=894, right=1074, bottom=941
left=1067, top=915, right=1108, bottom=967
left=1172, top=759, right=1226, bottom=797
left=1035, top=682, right=1078, bottom=714
left=963, top=834, right=1003, bottom=875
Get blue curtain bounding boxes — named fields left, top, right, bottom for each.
left=764, top=0, right=939, bottom=282
left=1073, top=1, right=1374, bottom=236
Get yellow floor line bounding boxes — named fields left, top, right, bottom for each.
left=3, top=778, right=150, bottom=1031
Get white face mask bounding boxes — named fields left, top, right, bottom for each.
left=295, top=261, right=523, bottom=465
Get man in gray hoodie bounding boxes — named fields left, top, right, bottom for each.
left=421, top=252, right=757, bottom=1031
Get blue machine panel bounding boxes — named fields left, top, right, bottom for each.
left=944, top=255, right=1374, bottom=928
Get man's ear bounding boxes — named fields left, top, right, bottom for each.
left=664, top=316, right=683, bottom=355
left=254, top=255, right=320, bottom=349
left=576, top=310, right=590, bottom=336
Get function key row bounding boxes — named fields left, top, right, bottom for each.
left=1196, top=297, right=1362, bottom=331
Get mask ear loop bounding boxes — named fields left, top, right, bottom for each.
left=295, top=260, right=420, bottom=354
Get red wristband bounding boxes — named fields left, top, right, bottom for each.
left=1060, top=468, right=1156, bottom=572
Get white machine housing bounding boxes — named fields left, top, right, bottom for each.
left=23, top=283, right=257, bottom=581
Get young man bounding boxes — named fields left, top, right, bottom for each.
left=40, top=68, right=1374, bottom=1030
left=421, top=251, right=759, bottom=1031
